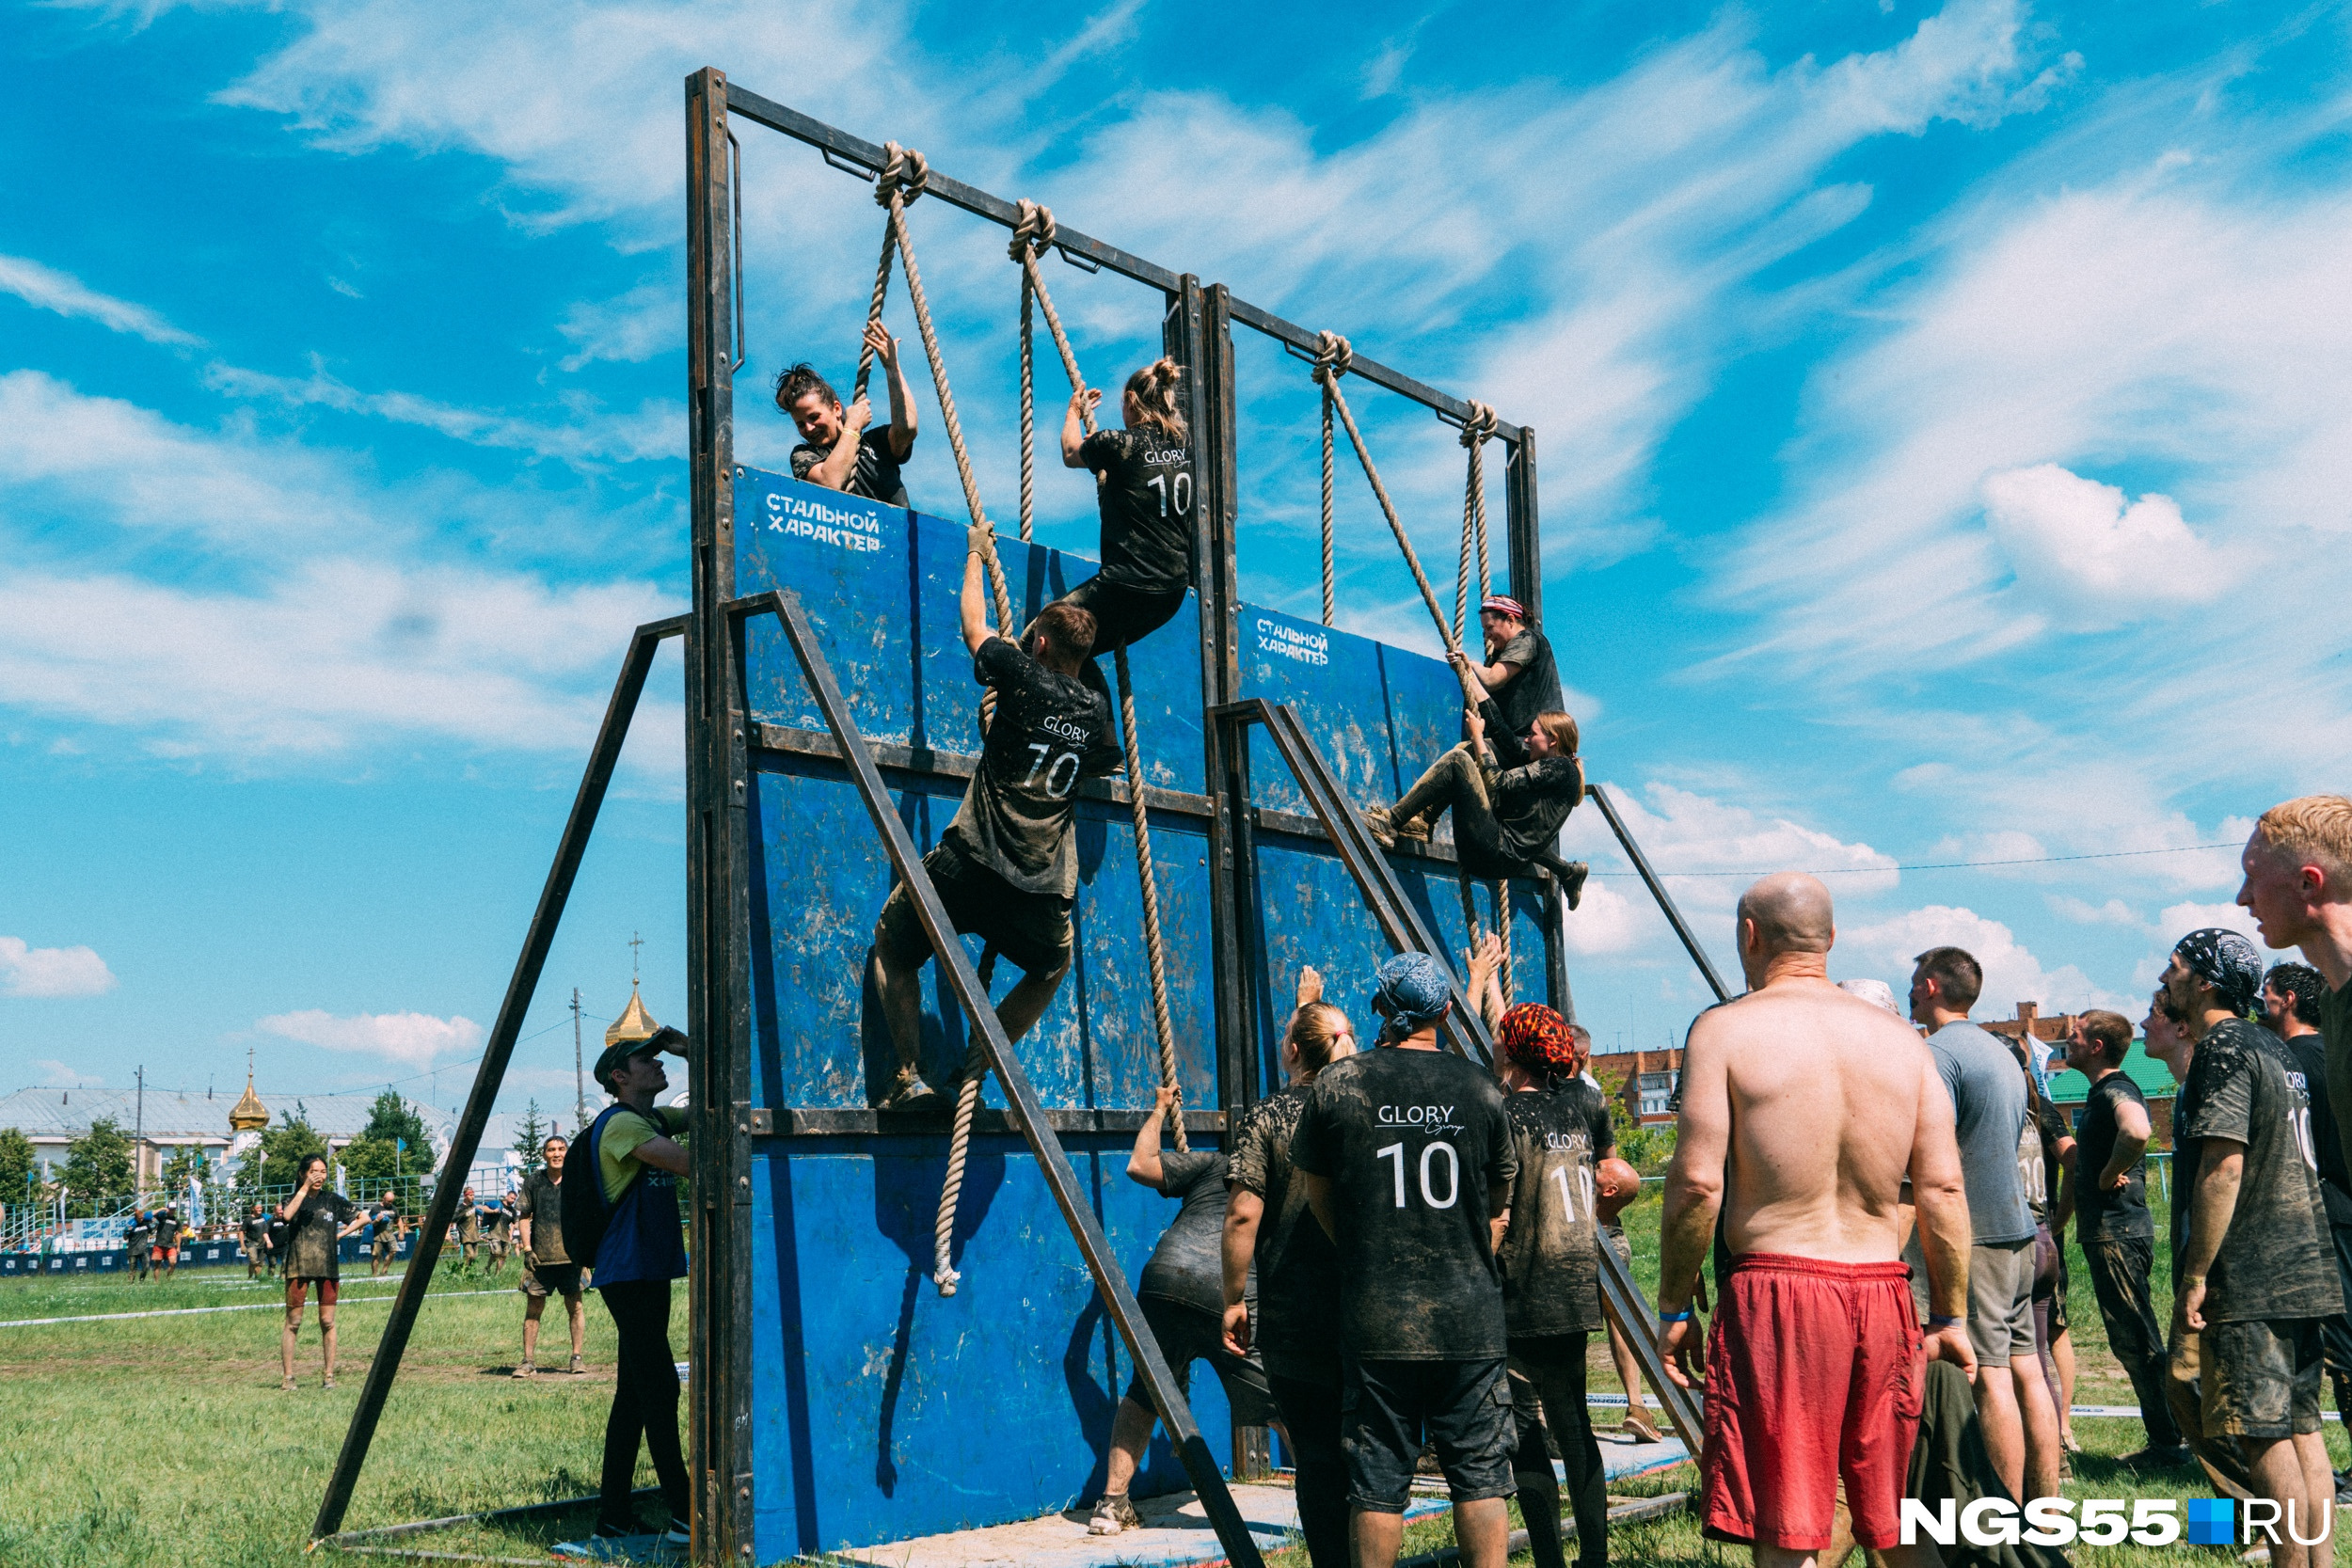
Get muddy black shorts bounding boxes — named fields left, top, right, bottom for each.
left=1342, top=1354, right=1516, bottom=1512
left=1121, top=1295, right=1277, bottom=1426
left=521, top=1261, right=583, bottom=1298
left=2205, top=1317, right=2326, bottom=1440
left=873, top=841, right=1072, bottom=977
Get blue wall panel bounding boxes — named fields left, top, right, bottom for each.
left=733, top=471, right=1550, bottom=1560
left=750, top=1137, right=1232, bottom=1558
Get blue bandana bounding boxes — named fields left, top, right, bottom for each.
left=2174, top=928, right=2265, bottom=1019
left=1371, top=952, right=1454, bottom=1037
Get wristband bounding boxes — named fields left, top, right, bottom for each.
left=1927, top=1314, right=1963, bottom=1329
left=1659, top=1307, right=1694, bottom=1323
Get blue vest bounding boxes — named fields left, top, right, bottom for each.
left=584, top=1103, right=687, bottom=1289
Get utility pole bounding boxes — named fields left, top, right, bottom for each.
left=134, top=1066, right=146, bottom=1202
left=571, top=988, right=588, bottom=1134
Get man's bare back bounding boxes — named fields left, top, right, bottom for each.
left=1691, top=981, right=1943, bottom=1262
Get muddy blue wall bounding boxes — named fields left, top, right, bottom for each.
left=734, top=469, right=1548, bottom=1558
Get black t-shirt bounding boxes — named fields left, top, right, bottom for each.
left=1138, top=1150, right=1237, bottom=1317
left=1289, top=1047, right=1516, bottom=1361
left=1078, top=427, right=1194, bottom=594
left=284, top=1192, right=356, bottom=1280
left=2074, top=1070, right=2154, bottom=1242
left=1486, top=755, right=1583, bottom=863
left=942, top=637, right=1113, bottom=897
left=126, top=1218, right=151, bottom=1248
left=1478, top=629, right=1565, bottom=768
left=2174, top=1019, right=2342, bottom=1322
left=151, top=1210, right=177, bottom=1245
left=1497, top=1078, right=1614, bottom=1338
left=1227, top=1083, right=1343, bottom=1383
left=516, top=1168, right=571, bottom=1265
left=789, top=428, right=910, bottom=507
left=2279, top=1030, right=2352, bottom=1226
left=241, top=1215, right=271, bottom=1246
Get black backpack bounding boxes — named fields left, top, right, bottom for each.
left=560, top=1105, right=631, bottom=1268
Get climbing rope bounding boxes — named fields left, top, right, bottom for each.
left=1319, top=376, right=1337, bottom=626
left=932, top=950, right=997, bottom=1296
left=853, top=142, right=1015, bottom=631
left=1310, top=332, right=1463, bottom=663
left=1453, top=401, right=1498, bottom=647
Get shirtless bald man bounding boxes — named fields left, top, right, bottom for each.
left=1658, top=872, right=1976, bottom=1568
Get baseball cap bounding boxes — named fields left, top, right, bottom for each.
left=593, top=1024, right=688, bottom=1090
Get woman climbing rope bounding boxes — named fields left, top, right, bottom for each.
left=1365, top=705, right=1591, bottom=911
left=1052, top=359, right=1193, bottom=709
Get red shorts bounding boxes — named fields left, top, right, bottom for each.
left=285, top=1276, right=340, bottom=1309
left=1700, top=1254, right=1922, bottom=1552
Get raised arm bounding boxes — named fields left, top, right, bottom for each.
left=868, top=322, right=916, bottom=459
left=1126, top=1084, right=1176, bottom=1188
left=961, top=526, right=996, bottom=657
left=1059, top=388, right=1100, bottom=467
left=1907, top=1057, right=1977, bottom=1378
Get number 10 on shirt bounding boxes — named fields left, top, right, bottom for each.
left=1377, top=1142, right=1461, bottom=1209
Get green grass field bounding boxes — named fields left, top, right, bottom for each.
left=1, top=1186, right=2328, bottom=1566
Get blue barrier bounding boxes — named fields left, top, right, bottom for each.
left=1, top=1234, right=418, bottom=1276
left=733, top=472, right=1550, bottom=1558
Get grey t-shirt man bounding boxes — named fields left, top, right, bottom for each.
left=1929, top=1021, right=2035, bottom=1245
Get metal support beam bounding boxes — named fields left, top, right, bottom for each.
left=310, top=615, right=687, bottom=1543
left=734, top=589, right=1268, bottom=1568
left=1584, top=785, right=1732, bottom=1004
left=1596, top=1235, right=1706, bottom=1450
left=717, top=84, right=1520, bottom=444
left=1503, top=427, right=1541, bottom=627
left=1216, top=700, right=1501, bottom=1068
left=684, top=65, right=753, bottom=1568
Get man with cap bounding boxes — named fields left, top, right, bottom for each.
left=1289, top=953, right=1518, bottom=1568
left=575, top=1023, right=693, bottom=1556
left=2166, top=927, right=2342, bottom=1567
left=1452, top=595, right=1563, bottom=771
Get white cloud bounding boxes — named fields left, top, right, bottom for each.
left=2048, top=895, right=2147, bottom=929
left=1840, top=904, right=2128, bottom=1014
left=1981, top=463, right=2228, bottom=613
left=2153, top=900, right=2265, bottom=951
left=0, top=254, right=199, bottom=346
left=28, top=1059, right=104, bottom=1088
left=1564, top=780, right=1900, bottom=915
left=203, top=360, right=678, bottom=466
left=258, top=1009, right=484, bottom=1069
left=0, top=938, right=118, bottom=998
left=0, top=559, right=676, bottom=756
left=556, top=281, right=675, bottom=372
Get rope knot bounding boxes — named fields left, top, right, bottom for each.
left=1009, top=198, right=1057, bottom=261
left=1459, top=399, right=1499, bottom=447
left=875, top=141, right=929, bottom=207
left=1311, top=330, right=1352, bottom=384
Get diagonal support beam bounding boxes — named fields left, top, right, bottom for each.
left=1219, top=699, right=1497, bottom=1067
left=1584, top=784, right=1731, bottom=1004
left=1595, top=1233, right=1706, bottom=1449
left=732, top=589, right=1268, bottom=1568
left=312, top=613, right=689, bottom=1543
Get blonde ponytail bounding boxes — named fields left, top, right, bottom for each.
left=1123, top=358, right=1187, bottom=442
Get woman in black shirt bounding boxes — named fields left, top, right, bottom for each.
left=1053, top=359, right=1194, bottom=665
left=1368, top=704, right=1589, bottom=907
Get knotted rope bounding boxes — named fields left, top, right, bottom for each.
left=852, top=142, right=1013, bottom=631
left=1310, top=331, right=1463, bottom=661
left=932, top=950, right=996, bottom=1296
left=1454, top=400, right=1498, bottom=647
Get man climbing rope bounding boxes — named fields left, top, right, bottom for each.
left=1085, top=1083, right=1280, bottom=1536
left=1051, top=360, right=1193, bottom=700
left=1365, top=702, right=1589, bottom=910
left=866, top=524, right=1113, bottom=1110
left=777, top=322, right=917, bottom=506
left=1223, top=967, right=1357, bottom=1568
left=1454, top=596, right=1564, bottom=770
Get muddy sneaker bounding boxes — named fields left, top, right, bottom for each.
left=1363, top=805, right=1423, bottom=848
left=1088, top=1494, right=1141, bottom=1535
left=878, top=1068, right=942, bottom=1112
left=513, top=1362, right=537, bottom=1380
left=1559, top=860, right=1589, bottom=911
left=280, top=1376, right=297, bottom=1392
left=322, top=1376, right=337, bottom=1390
left=568, top=1354, right=587, bottom=1375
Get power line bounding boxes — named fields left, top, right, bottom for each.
left=1587, top=841, right=2244, bottom=880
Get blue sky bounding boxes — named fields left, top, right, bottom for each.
left=3, top=0, right=2344, bottom=1110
